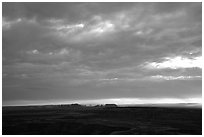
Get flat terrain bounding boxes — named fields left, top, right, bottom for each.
left=2, top=105, right=202, bottom=135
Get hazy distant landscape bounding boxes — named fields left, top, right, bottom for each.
left=3, top=104, right=202, bottom=135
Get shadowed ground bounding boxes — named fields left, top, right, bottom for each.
left=2, top=105, right=202, bottom=135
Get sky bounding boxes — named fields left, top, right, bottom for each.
left=2, top=2, right=202, bottom=106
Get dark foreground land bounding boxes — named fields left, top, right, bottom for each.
left=2, top=105, right=202, bottom=135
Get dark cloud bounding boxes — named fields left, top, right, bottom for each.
left=2, top=2, right=202, bottom=105
left=3, top=3, right=83, bottom=21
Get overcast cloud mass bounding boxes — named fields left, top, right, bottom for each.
left=2, top=2, right=202, bottom=106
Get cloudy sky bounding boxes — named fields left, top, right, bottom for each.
left=2, top=2, right=202, bottom=106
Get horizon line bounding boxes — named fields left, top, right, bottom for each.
left=3, top=97, right=202, bottom=107
left=3, top=103, right=202, bottom=108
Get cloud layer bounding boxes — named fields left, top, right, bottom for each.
left=2, top=2, right=202, bottom=105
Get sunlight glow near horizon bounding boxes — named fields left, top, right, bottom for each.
left=76, top=97, right=202, bottom=105
left=3, top=97, right=202, bottom=106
